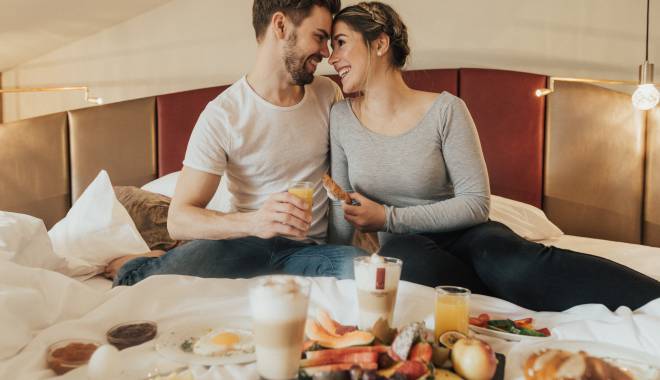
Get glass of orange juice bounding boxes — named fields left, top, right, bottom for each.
left=288, top=181, right=313, bottom=214
left=434, top=286, right=470, bottom=341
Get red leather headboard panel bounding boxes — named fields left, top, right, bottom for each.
left=403, top=69, right=459, bottom=95
left=459, top=68, right=546, bottom=208
left=157, top=85, right=229, bottom=176
left=328, top=69, right=458, bottom=96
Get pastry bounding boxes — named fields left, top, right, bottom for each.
left=322, top=174, right=354, bottom=204
left=523, top=349, right=633, bottom=380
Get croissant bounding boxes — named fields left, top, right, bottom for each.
left=523, top=349, right=633, bottom=380
left=322, top=174, right=353, bottom=204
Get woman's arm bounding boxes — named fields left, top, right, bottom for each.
left=383, top=98, right=491, bottom=234
left=327, top=113, right=356, bottom=245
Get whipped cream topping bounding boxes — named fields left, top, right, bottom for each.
left=369, top=252, right=385, bottom=264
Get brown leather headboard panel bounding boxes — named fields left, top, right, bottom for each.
left=157, top=86, right=229, bottom=176
left=0, top=113, right=69, bottom=227
left=545, top=81, right=645, bottom=243
left=459, top=68, right=546, bottom=208
left=68, top=97, right=157, bottom=201
left=645, top=107, right=660, bottom=247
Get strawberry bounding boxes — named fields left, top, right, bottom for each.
left=408, top=342, right=432, bottom=363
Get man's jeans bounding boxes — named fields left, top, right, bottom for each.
left=114, top=237, right=366, bottom=286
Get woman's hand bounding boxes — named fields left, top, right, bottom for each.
left=341, top=192, right=386, bottom=232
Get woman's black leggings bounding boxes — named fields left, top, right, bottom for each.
left=378, top=221, right=660, bottom=311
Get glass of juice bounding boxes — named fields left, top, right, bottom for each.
left=288, top=181, right=313, bottom=213
left=434, top=286, right=470, bottom=341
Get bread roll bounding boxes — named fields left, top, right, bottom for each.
left=523, top=349, right=633, bottom=380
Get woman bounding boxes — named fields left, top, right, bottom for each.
left=326, top=1, right=660, bottom=311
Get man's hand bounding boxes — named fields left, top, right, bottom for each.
left=250, top=192, right=312, bottom=239
left=341, top=192, right=386, bottom=232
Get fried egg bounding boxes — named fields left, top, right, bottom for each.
left=192, top=328, right=254, bottom=356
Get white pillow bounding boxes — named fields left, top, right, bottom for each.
left=141, top=171, right=179, bottom=197
left=0, top=212, right=65, bottom=271
left=48, top=170, right=150, bottom=277
left=489, top=195, right=563, bottom=241
left=141, top=170, right=233, bottom=212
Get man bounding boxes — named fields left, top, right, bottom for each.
left=111, top=0, right=365, bottom=286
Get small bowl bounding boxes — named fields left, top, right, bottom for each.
left=46, top=339, right=101, bottom=375
left=106, top=320, right=158, bottom=350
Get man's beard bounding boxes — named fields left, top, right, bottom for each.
left=284, top=31, right=320, bottom=86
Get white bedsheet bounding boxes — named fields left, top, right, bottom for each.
left=1, top=258, right=659, bottom=380
left=543, top=234, right=660, bottom=281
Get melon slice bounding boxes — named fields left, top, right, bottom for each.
left=317, top=309, right=357, bottom=336
left=316, top=309, right=342, bottom=337
left=305, top=319, right=375, bottom=349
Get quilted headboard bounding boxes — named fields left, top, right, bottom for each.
left=156, top=68, right=544, bottom=207
left=2, top=67, right=658, bottom=247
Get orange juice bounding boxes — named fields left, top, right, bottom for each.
left=434, top=286, right=470, bottom=341
left=288, top=182, right=313, bottom=213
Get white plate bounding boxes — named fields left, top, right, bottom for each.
left=469, top=325, right=551, bottom=342
left=506, top=340, right=660, bottom=380
left=155, top=318, right=256, bottom=366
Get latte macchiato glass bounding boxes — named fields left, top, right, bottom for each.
left=353, top=255, right=402, bottom=331
left=249, top=275, right=311, bottom=380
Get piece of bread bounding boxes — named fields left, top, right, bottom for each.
left=523, top=349, right=633, bottom=380
left=322, top=174, right=353, bottom=204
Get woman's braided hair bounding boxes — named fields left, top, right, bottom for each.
left=334, top=1, right=409, bottom=68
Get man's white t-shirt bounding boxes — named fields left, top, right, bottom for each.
left=183, top=75, right=343, bottom=243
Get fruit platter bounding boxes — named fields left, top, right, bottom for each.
left=298, top=310, right=504, bottom=380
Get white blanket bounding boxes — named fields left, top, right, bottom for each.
left=1, top=261, right=659, bottom=380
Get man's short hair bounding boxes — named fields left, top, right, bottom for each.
left=252, top=0, right=341, bottom=41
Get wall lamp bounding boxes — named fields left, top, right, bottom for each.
left=537, top=0, right=658, bottom=110
left=536, top=77, right=660, bottom=110
left=535, top=77, right=641, bottom=97
left=0, top=86, right=103, bottom=105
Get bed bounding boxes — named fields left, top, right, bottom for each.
left=1, top=68, right=659, bottom=379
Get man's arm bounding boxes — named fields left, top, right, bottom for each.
left=167, top=166, right=311, bottom=241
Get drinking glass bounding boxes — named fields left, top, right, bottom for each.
left=288, top=181, right=313, bottom=214
left=353, top=256, right=402, bottom=330
left=249, top=275, right=311, bottom=380
left=434, top=286, right=470, bottom=341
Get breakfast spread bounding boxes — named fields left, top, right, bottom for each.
left=106, top=320, right=158, bottom=350
left=299, top=311, right=499, bottom=380
left=469, top=313, right=550, bottom=338
left=40, top=258, right=648, bottom=380
left=523, top=349, right=633, bottom=380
